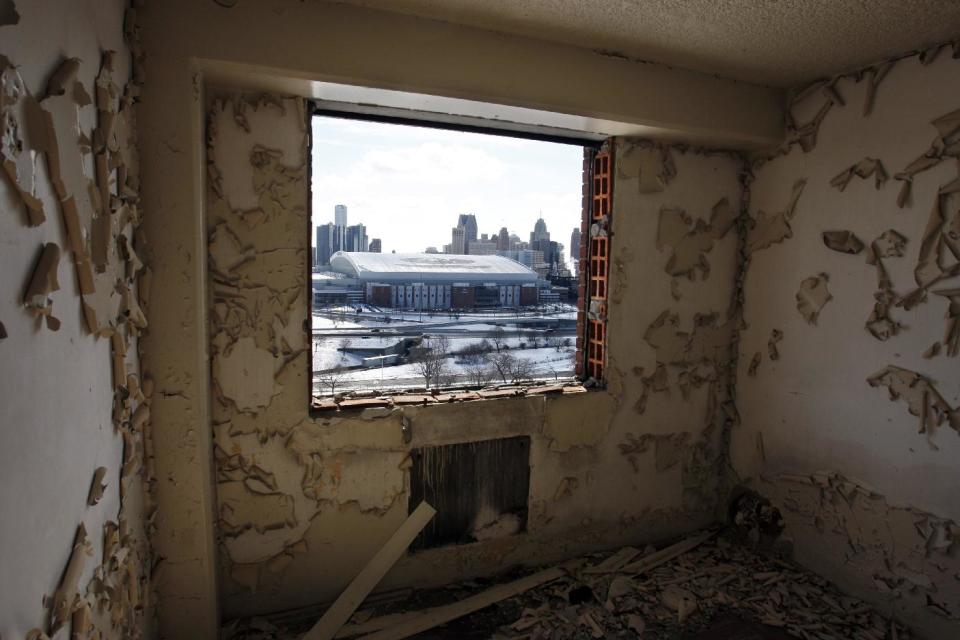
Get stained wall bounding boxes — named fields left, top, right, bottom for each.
left=136, top=1, right=784, bottom=635
left=732, top=49, right=960, bottom=638
left=204, top=94, right=746, bottom=620
left=0, top=1, right=153, bottom=639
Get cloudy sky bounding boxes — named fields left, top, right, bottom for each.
left=311, top=116, right=584, bottom=260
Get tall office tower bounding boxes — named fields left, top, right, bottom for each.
left=334, top=204, right=348, bottom=227
left=570, top=227, right=581, bottom=262
left=497, top=227, right=510, bottom=251
left=316, top=223, right=338, bottom=266
left=369, top=238, right=382, bottom=253
left=530, top=217, right=550, bottom=244
left=451, top=226, right=466, bottom=254
left=457, top=214, right=478, bottom=243
left=345, top=223, right=368, bottom=252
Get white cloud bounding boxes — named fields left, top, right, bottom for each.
left=311, top=117, right=583, bottom=255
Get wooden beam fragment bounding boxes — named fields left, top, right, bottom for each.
left=616, top=530, right=717, bottom=575
left=358, top=566, right=567, bottom=640
left=302, top=501, right=436, bottom=640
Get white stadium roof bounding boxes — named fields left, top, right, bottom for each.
left=329, top=252, right=538, bottom=284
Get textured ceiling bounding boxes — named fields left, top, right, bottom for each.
left=334, top=0, right=960, bottom=87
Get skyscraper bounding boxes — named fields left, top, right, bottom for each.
left=497, top=227, right=510, bottom=251
left=457, top=214, right=478, bottom=244
left=369, top=238, right=382, bottom=253
left=530, top=217, right=550, bottom=245
left=334, top=204, right=348, bottom=227
left=345, top=223, right=368, bottom=252
left=450, top=226, right=466, bottom=254
left=570, top=227, right=581, bottom=263
left=316, top=223, right=343, bottom=267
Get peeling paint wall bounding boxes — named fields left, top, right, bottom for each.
left=136, top=1, right=785, bottom=634
left=733, top=49, right=960, bottom=638
left=204, top=91, right=746, bottom=620
left=0, top=1, right=154, bottom=639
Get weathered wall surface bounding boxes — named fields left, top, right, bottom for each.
left=733, top=48, right=960, bottom=638
left=205, top=96, right=745, bottom=619
left=0, top=1, right=154, bottom=639
left=137, top=1, right=781, bottom=634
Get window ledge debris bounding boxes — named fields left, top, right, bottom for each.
left=311, top=382, right=589, bottom=412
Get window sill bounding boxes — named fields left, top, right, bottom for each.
left=310, top=381, right=589, bottom=414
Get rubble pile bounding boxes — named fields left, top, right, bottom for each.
left=223, top=528, right=915, bottom=640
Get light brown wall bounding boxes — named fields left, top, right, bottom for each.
left=137, top=1, right=781, bottom=635
left=205, top=95, right=746, bottom=619
left=732, top=50, right=960, bottom=638
left=0, top=1, right=153, bottom=639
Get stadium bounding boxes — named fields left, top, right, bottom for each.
left=313, top=252, right=542, bottom=309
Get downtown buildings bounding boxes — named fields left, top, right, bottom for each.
left=315, top=204, right=374, bottom=267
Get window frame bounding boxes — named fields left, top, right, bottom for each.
left=306, top=104, right=610, bottom=411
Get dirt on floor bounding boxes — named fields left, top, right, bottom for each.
left=222, top=525, right=914, bottom=640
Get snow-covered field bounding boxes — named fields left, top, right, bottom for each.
left=311, top=305, right=577, bottom=393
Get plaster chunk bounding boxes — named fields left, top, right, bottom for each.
left=873, top=229, right=907, bottom=258
left=822, top=230, right=865, bottom=254
left=1, top=56, right=47, bottom=225
left=867, top=365, right=960, bottom=445
left=747, top=179, right=806, bottom=253
left=22, top=242, right=61, bottom=330
left=215, top=336, right=280, bottom=412
left=796, top=274, right=832, bottom=325
left=657, top=198, right=735, bottom=281
left=829, top=157, right=887, bottom=191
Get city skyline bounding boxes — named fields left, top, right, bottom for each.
left=311, top=116, right=582, bottom=255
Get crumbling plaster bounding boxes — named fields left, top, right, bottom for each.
left=733, top=50, right=960, bottom=638
left=136, top=1, right=783, bottom=635
left=204, top=93, right=744, bottom=620
left=0, top=1, right=153, bottom=639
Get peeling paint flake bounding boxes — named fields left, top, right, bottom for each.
left=796, top=274, right=832, bottom=325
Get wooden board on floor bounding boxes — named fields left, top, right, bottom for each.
left=303, top=501, right=436, bottom=640
left=358, top=566, right=567, bottom=640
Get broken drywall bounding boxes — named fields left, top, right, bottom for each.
left=202, top=115, right=739, bottom=619
left=752, top=473, right=960, bottom=637
left=734, top=45, right=960, bottom=639
left=0, top=3, right=154, bottom=639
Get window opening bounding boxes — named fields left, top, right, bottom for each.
left=309, top=110, right=605, bottom=401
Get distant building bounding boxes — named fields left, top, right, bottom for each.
left=497, top=227, right=510, bottom=251
left=425, top=246, right=439, bottom=254
left=321, top=252, right=540, bottom=310
left=345, top=223, right=368, bottom=252
left=469, top=241, right=497, bottom=255
left=457, top=214, right=478, bottom=244
left=316, top=222, right=345, bottom=267
left=530, top=217, right=550, bottom=245
left=570, top=227, right=581, bottom=263
left=369, top=238, right=382, bottom=253
left=450, top=226, right=466, bottom=254
left=334, top=204, right=348, bottom=227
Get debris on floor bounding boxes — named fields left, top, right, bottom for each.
left=222, top=526, right=915, bottom=640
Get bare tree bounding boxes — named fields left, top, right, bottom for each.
left=490, top=326, right=507, bottom=353
left=410, top=335, right=451, bottom=389
left=510, top=357, right=535, bottom=383
left=316, top=365, right=346, bottom=396
left=463, top=354, right=494, bottom=387
left=490, top=352, right=516, bottom=383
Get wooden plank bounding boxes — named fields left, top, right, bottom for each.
left=581, top=546, right=642, bottom=574
left=358, top=566, right=566, bottom=640
left=303, top=501, right=436, bottom=640
left=614, top=530, right=716, bottom=575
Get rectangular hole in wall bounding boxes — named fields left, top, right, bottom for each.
left=308, top=109, right=605, bottom=400
left=409, top=436, right=531, bottom=550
